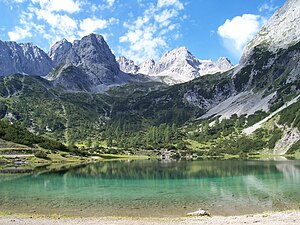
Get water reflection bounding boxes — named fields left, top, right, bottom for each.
left=61, top=160, right=292, bottom=179
left=0, top=160, right=300, bottom=217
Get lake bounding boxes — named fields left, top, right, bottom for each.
left=0, top=159, right=300, bottom=217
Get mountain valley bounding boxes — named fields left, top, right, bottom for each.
left=0, top=0, right=300, bottom=161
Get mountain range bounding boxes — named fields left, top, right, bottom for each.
left=0, top=32, right=233, bottom=90
left=0, top=0, right=299, bottom=157
left=118, top=47, right=233, bottom=84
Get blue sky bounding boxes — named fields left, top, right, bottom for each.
left=0, top=0, right=285, bottom=64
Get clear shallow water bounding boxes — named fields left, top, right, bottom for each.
left=0, top=160, right=300, bottom=217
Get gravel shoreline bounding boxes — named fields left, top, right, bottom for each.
left=0, top=211, right=299, bottom=225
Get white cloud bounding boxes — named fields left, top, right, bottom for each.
left=7, top=11, right=37, bottom=41
left=157, top=0, right=184, bottom=10
left=218, top=14, right=264, bottom=56
left=31, top=0, right=81, bottom=14
left=34, top=9, right=78, bottom=35
left=154, top=9, right=178, bottom=27
left=23, top=4, right=78, bottom=43
left=4, top=0, right=119, bottom=50
left=22, top=0, right=116, bottom=44
left=78, top=17, right=117, bottom=37
left=106, top=0, right=115, bottom=7
left=80, top=18, right=108, bottom=31
left=259, top=1, right=278, bottom=13
left=89, top=0, right=116, bottom=11
left=8, top=26, right=32, bottom=41
left=119, top=0, right=184, bottom=63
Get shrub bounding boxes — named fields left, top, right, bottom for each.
left=34, top=151, right=49, bottom=160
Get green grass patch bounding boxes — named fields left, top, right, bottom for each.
left=295, top=151, right=300, bottom=160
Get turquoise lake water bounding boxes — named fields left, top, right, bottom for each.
left=0, top=160, right=300, bottom=217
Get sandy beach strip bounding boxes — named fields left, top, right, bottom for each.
left=0, top=211, right=300, bottom=225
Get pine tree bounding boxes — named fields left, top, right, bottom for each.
left=164, top=125, right=170, bottom=143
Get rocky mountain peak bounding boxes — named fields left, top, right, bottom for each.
left=138, top=58, right=156, bottom=75
left=0, top=40, right=53, bottom=76
left=152, top=47, right=198, bottom=76
left=241, top=0, right=300, bottom=63
left=149, top=47, right=233, bottom=84
left=216, top=57, right=233, bottom=71
left=167, top=46, right=189, bottom=55
left=47, top=33, right=134, bottom=92
left=48, top=38, right=72, bottom=66
left=160, top=47, right=194, bottom=62
left=117, top=56, right=138, bottom=74
left=116, top=46, right=233, bottom=84
left=66, top=33, right=119, bottom=76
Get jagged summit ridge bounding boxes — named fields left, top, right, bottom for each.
left=149, top=47, right=201, bottom=83
left=0, top=32, right=233, bottom=88
left=117, top=56, right=139, bottom=74
left=64, top=34, right=120, bottom=77
left=48, top=38, right=72, bottom=67
left=48, top=33, right=123, bottom=91
left=138, top=58, right=156, bottom=75
left=118, top=47, right=233, bottom=84
left=0, top=40, right=53, bottom=76
left=47, top=33, right=155, bottom=92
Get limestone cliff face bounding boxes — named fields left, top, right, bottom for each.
left=241, top=0, right=300, bottom=64
left=0, top=40, right=53, bottom=76
left=117, top=56, right=139, bottom=74
left=48, top=38, right=72, bottom=67
left=48, top=34, right=129, bottom=92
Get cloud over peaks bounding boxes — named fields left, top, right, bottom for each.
left=31, top=0, right=81, bottom=14
left=79, top=17, right=118, bottom=37
left=157, top=0, right=184, bottom=10
left=8, top=26, right=32, bottom=41
left=218, top=14, right=265, bottom=58
left=119, top=0, right=185, bottom=63
left=7, top=0, right=117, bottom=44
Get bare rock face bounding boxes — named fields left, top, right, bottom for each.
left=241, top=0, right=300, bottom=64
left=48, top=38, right=72, bottom=67
left=149, top=47, right=201, bottom=83
left=138, top=58, right=155, bottom=75
left=118, top=47, right=233, bottom=84
left=117, top=56, right=139, bottom=74
left=273, top=127, right=300, bottom=155
left=216, top=57, right=233, bottom=71
left=0, top=40, right=53, bottom=76
left=232, top=0, right=300, bottom=93
left=48, top=34, right=125, bottom=92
